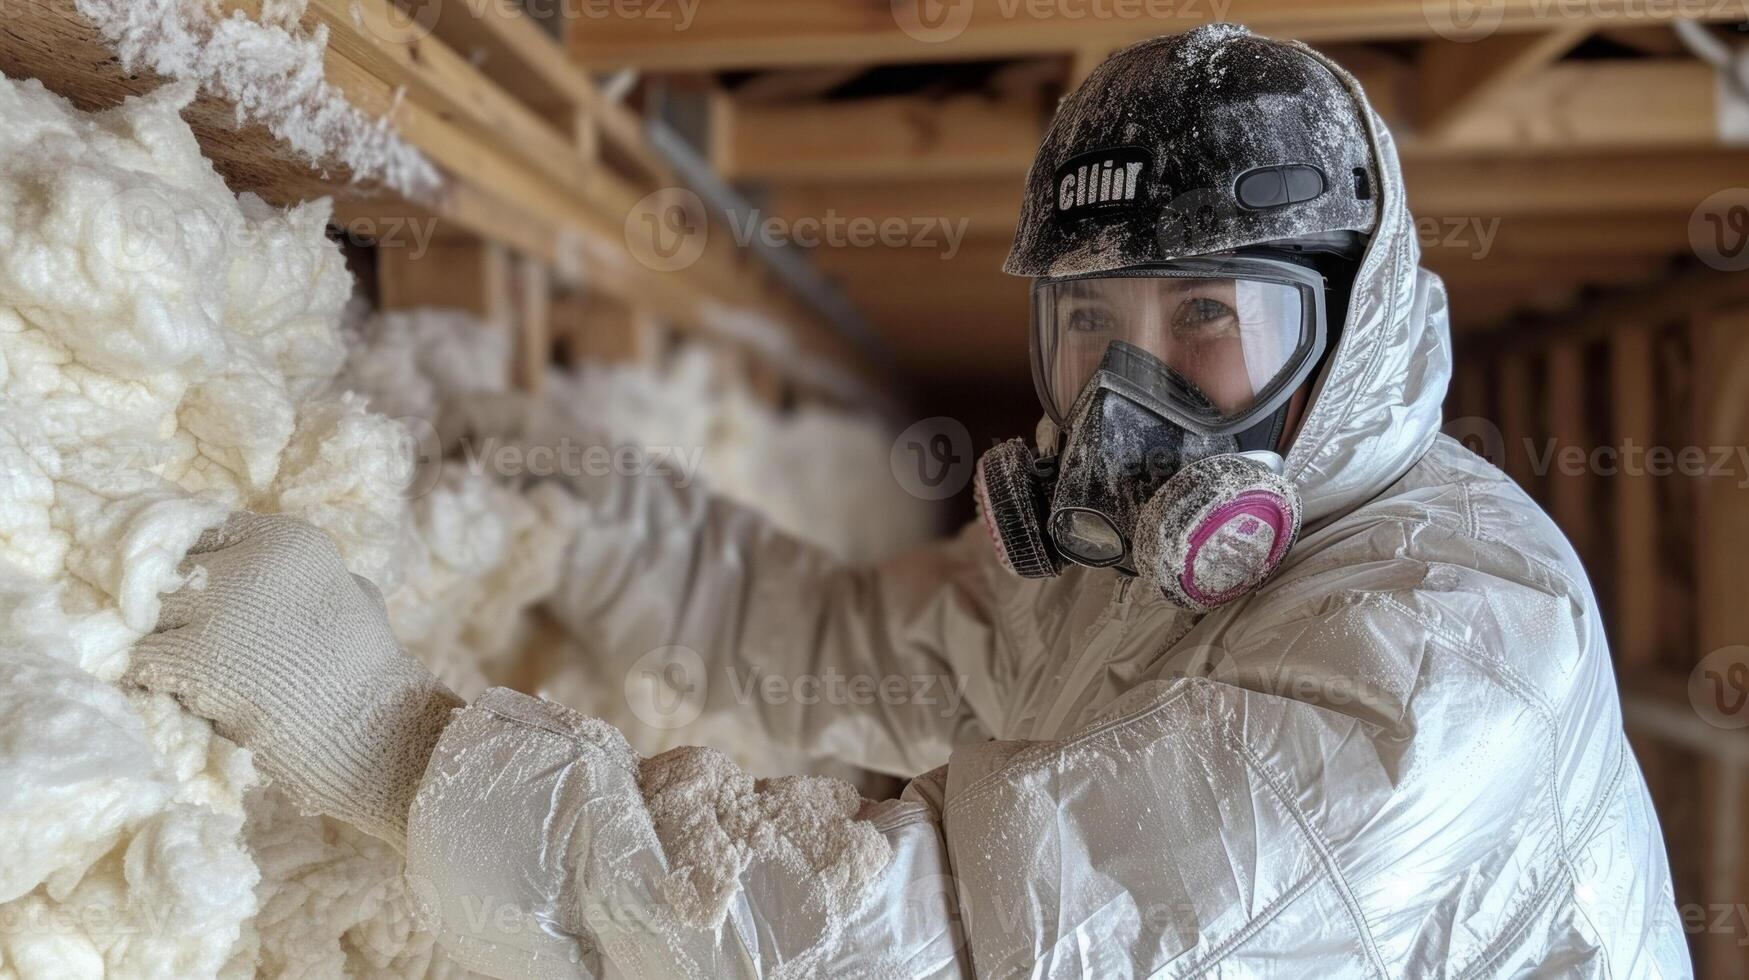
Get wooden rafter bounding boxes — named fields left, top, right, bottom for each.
left=715, top=90, right=1046, bottom=180
left=714, top=55, right=1725, bottom=185
left=1421, top=58, right=1718, bottom=153
left=567, top=0, right=1743, bottom=71
left=1414, top=26, right=1590, bottom=139
left=1403, top=151, right=1749, bottom=215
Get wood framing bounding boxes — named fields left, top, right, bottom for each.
left=0, top=0, right=890, bottom=406
left=568, top=0, right=1747, bottom=71
left=1414, top=26, right=1589, bottom=138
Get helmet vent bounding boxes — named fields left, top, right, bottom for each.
left=1234, top=165, right=1326, bottom=212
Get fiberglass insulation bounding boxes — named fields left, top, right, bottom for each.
left=0, top=76, right=932, bottom=978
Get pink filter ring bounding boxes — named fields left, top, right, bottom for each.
left=1178, top=490, right=1295, bottom=607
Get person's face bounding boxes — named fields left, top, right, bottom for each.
left=1051, top=277, right=1254, bottom=416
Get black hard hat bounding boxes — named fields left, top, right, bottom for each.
left=1004, top=24, right=1381, bottom=279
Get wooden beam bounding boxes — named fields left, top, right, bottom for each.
left=1468, top=264, right=1749, bottom=352
left=1609, top=325, right=1658, bottom=666
left=1419, top=213, right=1692, bottom=261
left=715, top=90, right=1045, bottom=180
left=419, top=0, right=597, bottom=124
left=1068, top=44, right=1117, bottom=89
left=1496, top=351, right=1536, bottom=491
left=1598, top=25, right=1690, bottom=56
left=1320, top=43, right=1413, bottom=128
left=810, top=238, right=1012, bottom=277
left=768, top=178, right=1024, bottom=242
left=378, top=238, right=513, bottom=327
left=568, top=0, right=1743, bottom=72
left=1694, top=305, right=1749, bottom=656
left=1416, top=59, right=1717, bottom=153
left=1426, top=254, right=1669, bottom=290
left=732, top=66, right=865, bottom=102
left=411, top=0, right=671, bottom=180
left=1450, top=281, right=1584, bottom=330
left=1543, top=339, right=1594, bottom=564
left=553, top=290, right=661, bottom=366
left=731, top=57, right=1721, bottom=197
left=1415, top=26, right=1589, bottom=139
left=1448, top=360, right=1489, bottom=426
left=296, top=0, right=590, bottom=202
left=1404, top=151, right=1749, bottom=215
left=512, top=256, right=552, bottom=393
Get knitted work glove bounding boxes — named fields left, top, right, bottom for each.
left=125, top=512, right=463, bottom=850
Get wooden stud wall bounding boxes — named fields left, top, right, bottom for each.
left=1449, top=276, right=1749, bottom=977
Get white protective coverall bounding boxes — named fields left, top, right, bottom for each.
left=404, top=58, right=1692, bottom=980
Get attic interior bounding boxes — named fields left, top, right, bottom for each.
left=1, top=0, right=1748, bottom=975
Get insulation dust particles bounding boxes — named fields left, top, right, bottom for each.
left=74, top=0, right=440, bottom=197
left=0, top=75, right=930, bottom=978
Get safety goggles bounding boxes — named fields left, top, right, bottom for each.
left=1030, top=255, right=1329, bottom=435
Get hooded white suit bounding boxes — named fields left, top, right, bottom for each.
left=404, top=36, right=1690, bottom=980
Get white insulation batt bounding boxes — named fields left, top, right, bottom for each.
left=0, top=76, right=933, bottom=978
left=74, top=0, right=441, bottom=196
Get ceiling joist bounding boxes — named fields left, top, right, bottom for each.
left=722, top=58, right=1732, bottom=185
left=568, top=0, right=1744, bottom=71
left=1415, top=25, right=1590, bottom=138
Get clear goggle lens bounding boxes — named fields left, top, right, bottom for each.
left=1031, top=260, right=1323, bottom=432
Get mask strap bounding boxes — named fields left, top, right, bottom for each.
left=1235, top=404, right=1290, bottom=454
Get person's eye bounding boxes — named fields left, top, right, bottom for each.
left=1171, top=297, right=1238, bottom=338
left=1067, top=306, right=1118, bottom=334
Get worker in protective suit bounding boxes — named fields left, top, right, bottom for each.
left=127, top=24, right=1690, bottom=978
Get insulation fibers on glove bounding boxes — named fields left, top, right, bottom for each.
left=124, top=512, right=463, bottom=851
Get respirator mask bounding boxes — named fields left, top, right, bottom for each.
left=975, top=251, right=1332, bottom=612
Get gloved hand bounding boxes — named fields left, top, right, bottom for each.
left=124, top=512, right=462, bottom=851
